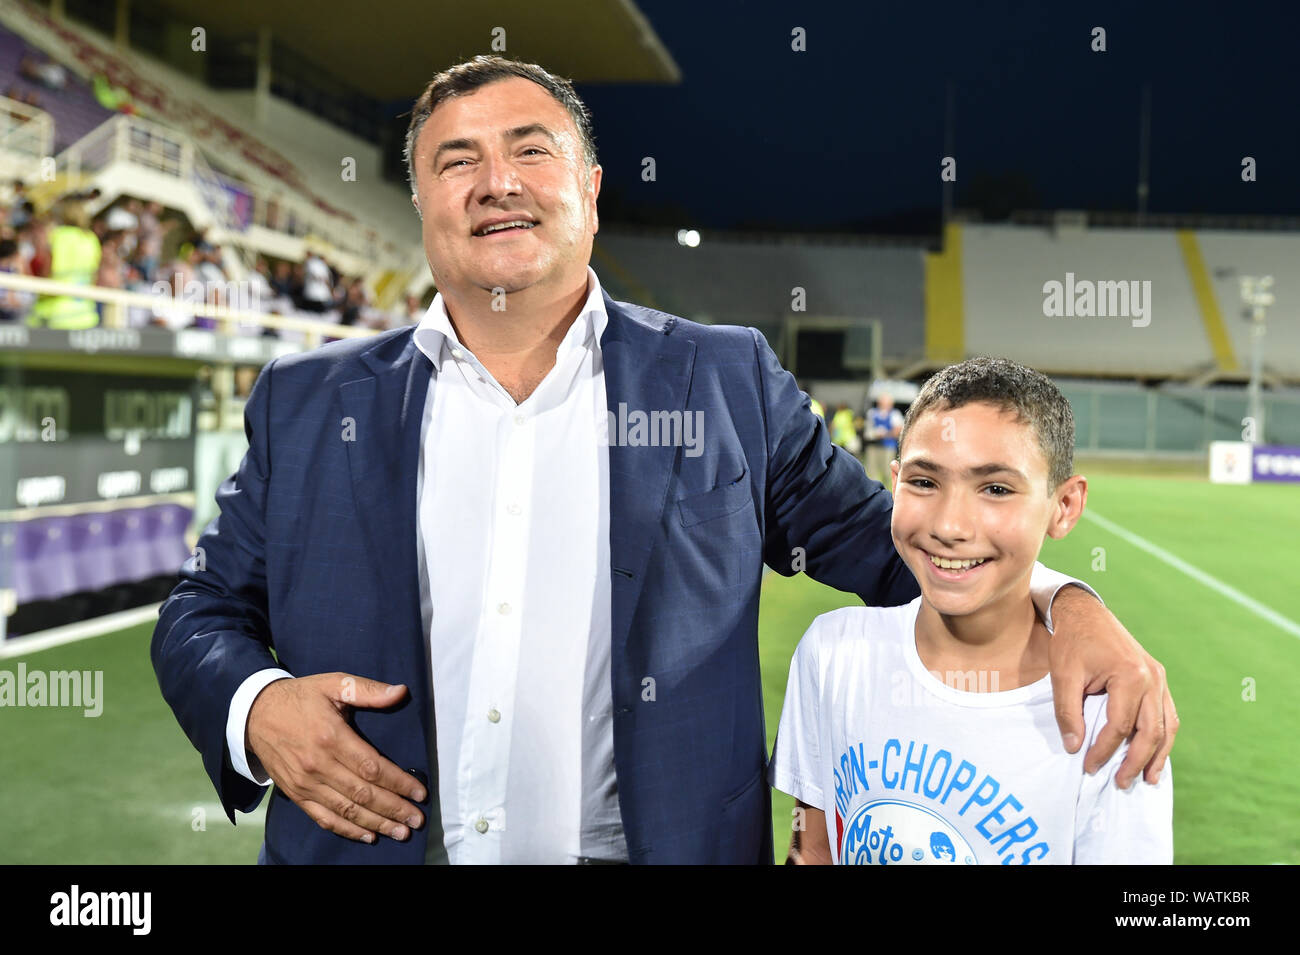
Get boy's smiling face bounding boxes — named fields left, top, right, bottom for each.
left=890, top=401, right=1085, bottom=619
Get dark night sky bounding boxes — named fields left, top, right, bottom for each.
left=564, top=0, right=1300, bottom=232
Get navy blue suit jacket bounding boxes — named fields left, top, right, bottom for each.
left=152, top=293, right=920, bottom=864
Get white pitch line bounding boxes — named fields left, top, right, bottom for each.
left=1082, top=510, right=1300, bottom=641
left=0, top=603, right=162, bottom=659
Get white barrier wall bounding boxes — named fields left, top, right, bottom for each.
left=961, top=225, right=1211, bottom=377
left=595, top=232, right=926, bottom=357
left=1196, top=231, right=1300, bottom=378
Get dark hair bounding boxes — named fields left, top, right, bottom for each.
left=0, top=238, right=16, bottom=258
left=898, top=356, right=1075, bottom=491
left=404, top=55, right=597, bottom=193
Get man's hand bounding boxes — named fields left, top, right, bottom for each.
left=1048, top=587, right=1178, bottom=789
left=245, top=673, right=427, bottom=843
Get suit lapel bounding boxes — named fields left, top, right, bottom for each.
left=601, top=294, right=697, bottom=670
left=338, top=330, right=447, bottom=862
left=337, top=331, right=431, bottom=708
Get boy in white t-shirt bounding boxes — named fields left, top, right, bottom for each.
left=768, top=357, right=1172, bottom=865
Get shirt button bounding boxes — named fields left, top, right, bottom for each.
left=474, top=818, right=489, bottom=834
left=451, top=347, right=464, bottom=359
left=513, top=413, right=526, bottom=426
left=497, top=602, right=512, bottom=615
left=487, top=708, right=501, bottom=723
left=506, top=502, right=521, bottom=516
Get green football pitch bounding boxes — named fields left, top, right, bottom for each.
left=1, top=467, right=1296, bottom=864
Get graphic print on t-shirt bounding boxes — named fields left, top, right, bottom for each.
left=832, top=738, right=1051, bottom=865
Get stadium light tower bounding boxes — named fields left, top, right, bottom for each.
left=1239, top=274, right=1274, bottom=443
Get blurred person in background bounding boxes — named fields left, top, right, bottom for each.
left=0, top=236, right=32, bottom=321
left=152, top=245, right=197, bottom=330
left=9, top=180, right=33, bottom=230
left=19, top=50, right=67, bottom=90
left=299, top=250, right=334, bottom=312
left=24, top=215, right=50, bottom=277
left=800, top=383, right=825, bottom=422
left=96, top=232, right=126, bottom=289
left=135, top=200, right=175, bottom=282
left=124, top=263, right=155, bottom=327
left=29, top=201, right=100, bottom=329
left=104, top=201, right=138, bottom=234
left=403, top=292, right=424, bottom=325
left=270, top=259, right=293, bottom=299
left=830, top=401, right=860, bottom=458
left=865, top=392, right=904, bottom=486
left=338, top=276, right=368, bottom=326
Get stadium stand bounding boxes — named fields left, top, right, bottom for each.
left=0, top=26, right=114, bottom=150
left=594, top=227, right=927, bottom=361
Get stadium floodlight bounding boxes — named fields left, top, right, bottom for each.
left=675, top=229, right=701, bottom=248
left=1239, top=274, right=1274, bottom=444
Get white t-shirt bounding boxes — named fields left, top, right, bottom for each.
left=768, top=599, right=1173, bottom=865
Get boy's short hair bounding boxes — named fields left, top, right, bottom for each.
left=897, top=356, right=1075, bottom=491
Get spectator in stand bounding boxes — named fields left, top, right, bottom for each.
left=29, top=202, right=100, bottom=329
left=248, top=257, right=274, bottom=311
left=134, top=201, right=175, bottom=283
left=270, top=259, right=294, bottom=298
left=96, top=231, right=126, bottom=290
left=152, top=246, right=198, bottom=330
left=338, top=276, right=368, bottom=326
left=290, top=260, right=305, bottom=303
left=9, top=181, right=33, bottom=230
left=124, top=263, right=156, bottom=327
left=0, top=237, right=32, bottom=321
left=25, top=216, right=51, bottom=278
left=403, top=293, right=423, bottom=325
left=296, top=250, right=332, bottom=314
left=19, top=51, right=67, bottom=91
left=196, top=242, right=228, bottom=289
left=299, top=250, right=334, bottom=313
left=179, top=242, right=222, bottom=330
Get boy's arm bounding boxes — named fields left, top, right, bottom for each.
left=768, top=620, right=834, bottom=863
left=788, top=800, right=833, bottom=865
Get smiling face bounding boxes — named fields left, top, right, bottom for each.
left=890, top=401, right=1086, bottom=619
left=409, top=77, right=601, bottom=300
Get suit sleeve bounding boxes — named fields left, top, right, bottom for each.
left=151, top=358, right=284, bottom=822
left=751, top=328, right=919, bottom=607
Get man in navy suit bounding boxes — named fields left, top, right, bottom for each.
left=152, top=56, right=1176, bottom=864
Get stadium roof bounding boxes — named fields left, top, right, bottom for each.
left=146, top=0, right=681, bottom=100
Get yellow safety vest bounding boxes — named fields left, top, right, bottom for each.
left=30, top=226, right=102, bottom=330
left=831, top=408, right=856, bottom=447
left=810, top=398, right=825, bottom=419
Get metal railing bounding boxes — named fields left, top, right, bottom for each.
left=0, top=93, right=52, bottom=167
left=47, top=113, right=390, bottom=270
left=1057, top=379, right=1300, bottom=452
left=0, top=270, right=381, bottom=350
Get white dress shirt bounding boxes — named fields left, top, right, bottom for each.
left=227, top=267, right=625, bottom=864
